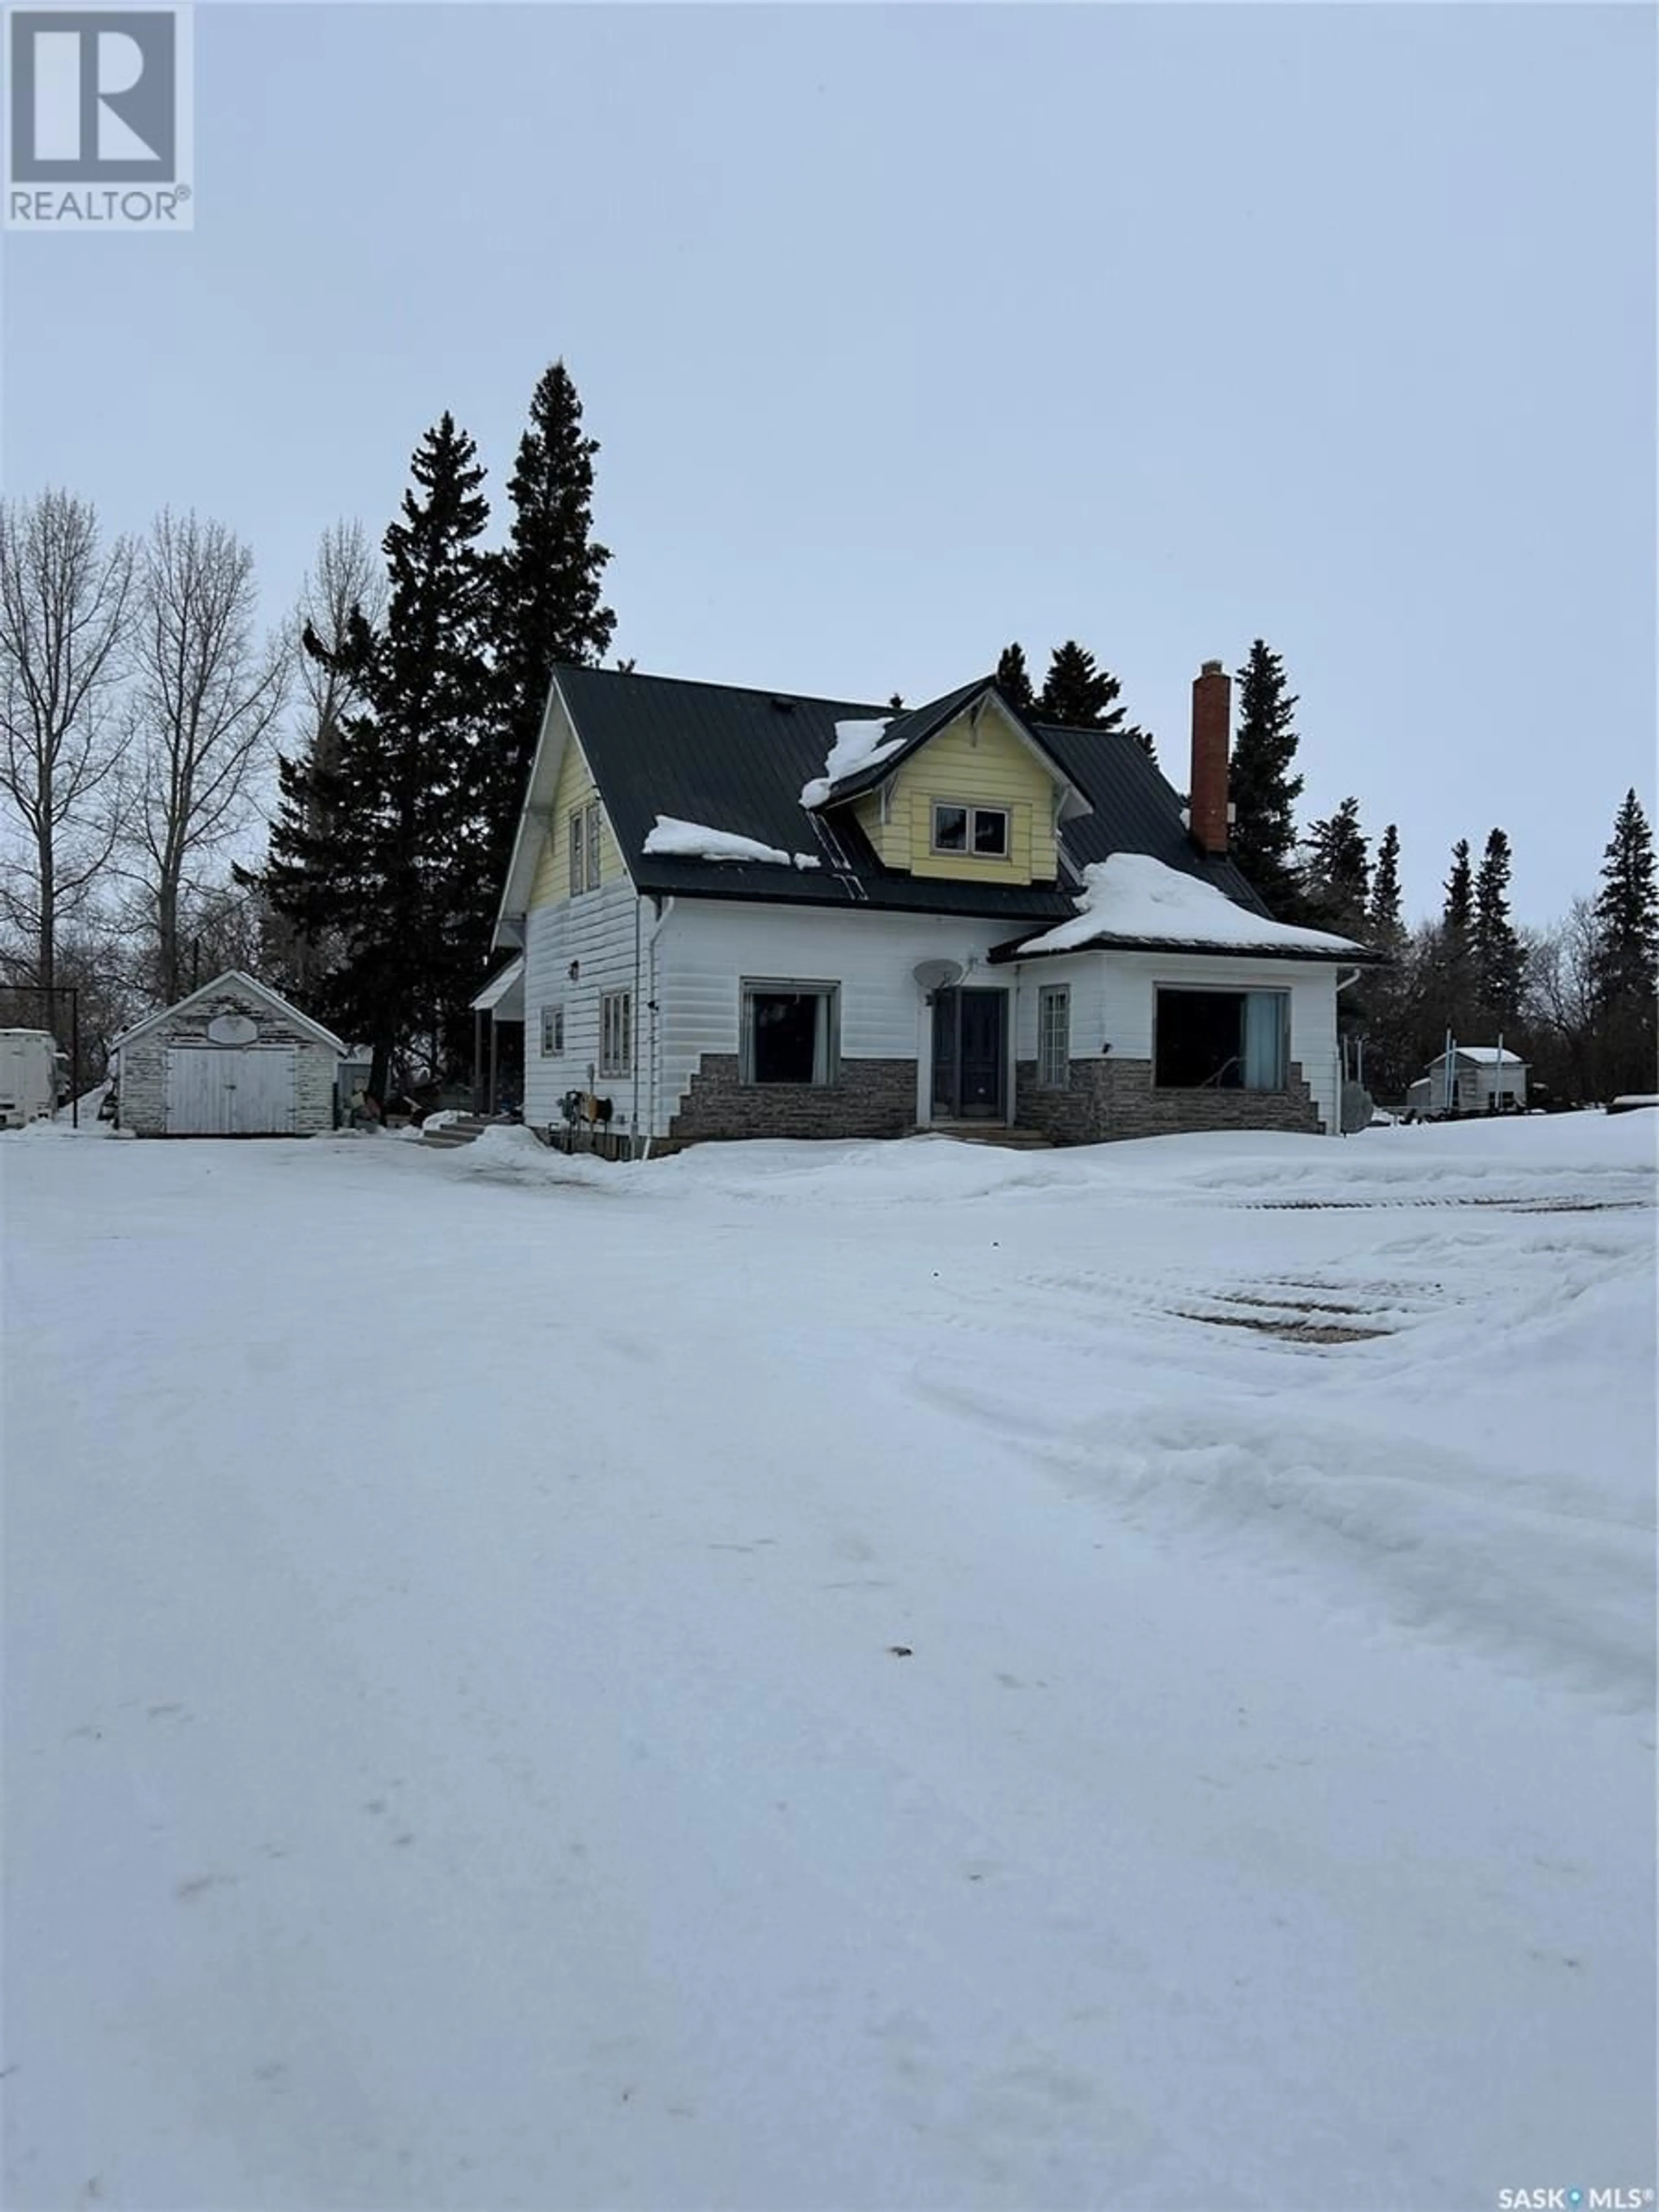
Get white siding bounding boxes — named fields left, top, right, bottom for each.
left=649, top=904, right=1350, bottom=1138
left=1008, top=952, right=1109, bottom=1067
left=1423, top=1055, right=1528, bottom=1113
left=652, top=900, right=1007, bottom=1132
left=521, top=876, right=651, bottom=1135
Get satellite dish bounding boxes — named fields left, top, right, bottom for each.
left=207, top=1012, right=258, bottom=1046
left=912, top=960, right=963, bottom=994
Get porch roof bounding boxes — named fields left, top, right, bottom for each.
left=471, top=957, right=525, bottom=1020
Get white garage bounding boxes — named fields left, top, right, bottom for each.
left=112, top=972, right=346, bottom=1138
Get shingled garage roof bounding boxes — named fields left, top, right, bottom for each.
left=544, top=665, right=1275, bottom=924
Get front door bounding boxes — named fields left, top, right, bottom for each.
left=931, top=988, right=1007, bottom=1120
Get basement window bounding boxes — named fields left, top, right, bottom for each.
left=740, top=980, right=839, bottom=1086
left=932, top=803, right=1009, bottom=858
left=1154, top=988, right=1289, bottom=1091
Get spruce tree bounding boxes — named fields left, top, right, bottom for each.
left=1301, top=797, right=1370, bottom=940
left=1591, top=788, right=1659, bottom=1095
left=1229, top=639, right=1304, bottom=919
left=1442, top=838, right=1473, bottom=947
left=995, top=642, right=1035, bottom=714
left=255, top=414, right=494, bottom=1101
left=1369, top=824, right=1405, bottom=948
left=1433, top=837, right=1478, bottom=1041
left=1036, top=641, right=1155, bottom=756
left=486, top=361, right=615, bottom=886
left=1361, top=822, right=1414, bottom=1104
left=1473, top=827, right=1526, bottom=1025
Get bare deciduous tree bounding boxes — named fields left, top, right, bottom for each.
left=298, top=518, right=385, bottom=773
left=0, top=489, right=133, bottom=995
left=1521, top=899, right=1603, bottom=1103
left=127, top=510, right=288, bottom=1004
left=267, top=520, right=385, bottom=993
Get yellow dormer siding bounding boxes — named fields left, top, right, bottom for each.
left=528, top=731, right=626, bottom=909
left=852, top=706, right=1060, bottom=884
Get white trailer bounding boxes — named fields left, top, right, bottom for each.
left=0, top=1030, right=63, bottom=1129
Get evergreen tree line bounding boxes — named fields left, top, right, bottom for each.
left=247, top=365, right=616, bottom=1101
left=0, top=362, right=614, bottom=1097
left=988, top=632, right=1655, bottom=1103
left=1188, top=640, right=1657, bottom=1106
left=993, top=640, right=1157, bottom=758
left=3, top=380, right=1652, bottom=1110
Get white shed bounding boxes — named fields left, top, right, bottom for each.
left=112, top=972, right=346, bottom=1138
left=1411, top=1046, right=1528, bottom=1119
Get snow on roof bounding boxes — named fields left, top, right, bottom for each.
left=470, top=956, right=524, bottom=1013
left=1015, top=854, right=1367, bottom=958
left=799, top=717, right=904, bottom=809
left=1446, top=1046, right=1526, bottom=1066
left=642, top=816, right=820, bottom=870
left=110, top=970, right=346, bottom=1057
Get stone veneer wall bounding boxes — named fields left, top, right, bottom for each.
left=670, top=1055, right=917, bottom=1142
left=1013, top=1056, right=1322, bottom=1144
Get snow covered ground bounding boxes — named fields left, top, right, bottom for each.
left=3, top=1113, right=1654, bottom=2211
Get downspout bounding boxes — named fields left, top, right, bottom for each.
left=1335, top=966, right=1363, bottom=1137
left=1009, top=962, right=1023, bottom=1128
left=646, top=895, right=674, bottom=1153
left=632, top=896, right=643, bottom=1156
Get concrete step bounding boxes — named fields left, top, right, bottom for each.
left=419, top=1114, right=510, bottom=1150
left=921, top=1123, right=1056, bottom=1150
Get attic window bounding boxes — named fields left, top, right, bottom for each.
left=932, top=802, right=1009, bottom=859
left=569, top=799, right=603, bottom=895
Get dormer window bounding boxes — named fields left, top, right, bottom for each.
left=932, top=802, right=1009, bottom=859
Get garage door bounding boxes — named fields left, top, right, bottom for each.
left=165, top=1047, right=296, bottom=1135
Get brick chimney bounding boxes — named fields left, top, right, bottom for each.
left=1189, top=659, right=1231, bottom=856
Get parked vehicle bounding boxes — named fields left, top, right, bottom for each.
left=0, top=1030, right=63, bottom=1129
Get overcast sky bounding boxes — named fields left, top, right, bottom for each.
left=4, top=2, right=1653, bottom=924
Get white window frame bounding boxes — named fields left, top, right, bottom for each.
left=600, top=990, right=632, bottom=1078
left=568, top=808, right=586, bottom=896
left=739, top=979, right=841, bottom=1087
left=931, top=800, right=1010, bottom=860
left=569, top=799, right=603, bottom=896
left=540, top=1004, right=565, bottom=1057
left=1037, top=983, right=1071, bottom=1089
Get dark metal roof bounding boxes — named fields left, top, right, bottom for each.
left=1032, top=723, right=1270, bottom=916
left=551, top=665, right=1296, bottom=927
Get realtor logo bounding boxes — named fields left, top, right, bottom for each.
left=6, top=6, right=194, bottom=229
